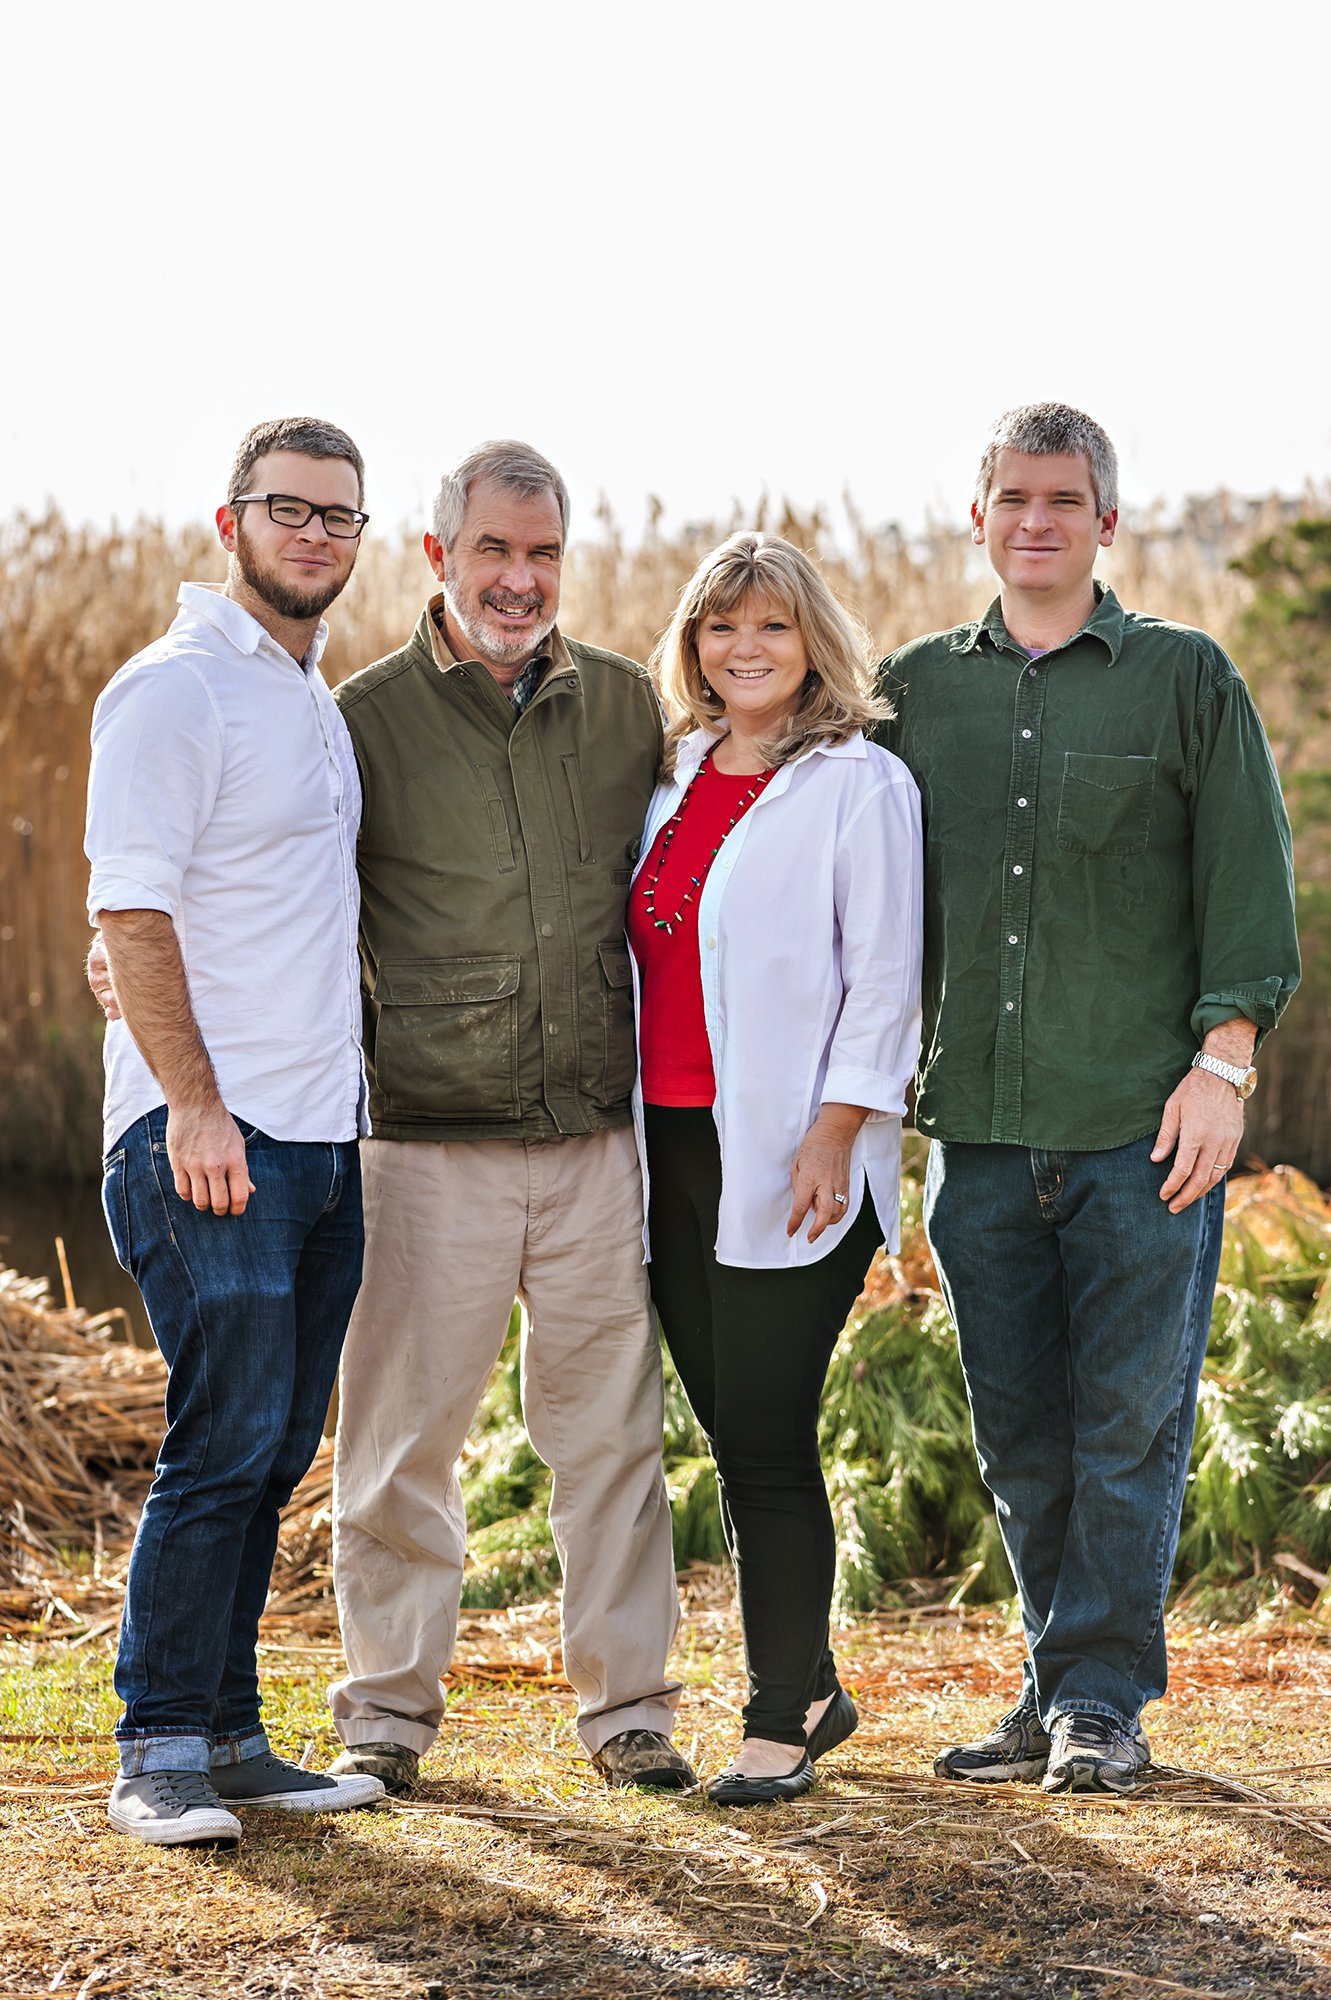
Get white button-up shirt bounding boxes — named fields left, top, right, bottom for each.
left=630, top=728, right=923, bottom=1268
left=86, top=584, right=367, bottom=1154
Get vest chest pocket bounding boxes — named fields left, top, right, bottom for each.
left=371, top=957, right=521, bottom=1119
left=1055, top=752, right=1157, bottom=857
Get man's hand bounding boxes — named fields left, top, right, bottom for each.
left=96, top=908, right=255, bottom=1217
left=1151, top=1019, right=1255, bottom=1214
left=166, top=1100, right=255, bottom=1216
left=788, top=1103, right=870, bottom=1244
left=86, top=932, right=121, bottom=1020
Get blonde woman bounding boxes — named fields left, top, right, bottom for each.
left=628, top=533, right=923, bottom=1804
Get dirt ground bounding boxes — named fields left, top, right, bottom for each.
left=1, top=1588, right=1329, bottom=2000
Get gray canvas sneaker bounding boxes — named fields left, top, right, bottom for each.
left=1042, top=1713, right=1151, bottom=1794
left=211, top=1751, right=384, bottom=1812
left=108, top=1769, right=243, bottom=1846
left=934, top=1694, right=1051, bottom=1783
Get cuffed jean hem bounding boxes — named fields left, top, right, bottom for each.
left=211, top=1728, right=270, bottom=1767
left=579, top=1698, right=683, bottom=1756
left=116, top=1730, right=213, bottom=1777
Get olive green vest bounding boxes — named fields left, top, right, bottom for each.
left=335, top=608, right=662, bottom=1142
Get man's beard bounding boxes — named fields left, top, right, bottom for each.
left=235, top=520, right=350, bottom=622
left=444, top=580, right=558, bottom=668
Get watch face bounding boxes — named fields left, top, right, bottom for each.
left=1238, top=1069, right=1258, bottom=1100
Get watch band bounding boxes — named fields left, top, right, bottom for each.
left=1191, top=1051, right=1257, bottom=1099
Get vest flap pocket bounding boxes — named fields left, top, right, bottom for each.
left=374, top=957, right=521, bottom=1007
left=597, top=941, right=632, bottom=988
left=370, top=957, right=522, bottom=1120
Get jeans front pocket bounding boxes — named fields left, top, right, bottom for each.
left=371, top=956, right=521, bottom=1119
left=1055, top=752, right=1157, bottom=857
left=101, top=1147, right=132, bottom=1272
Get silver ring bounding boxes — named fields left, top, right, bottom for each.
left=1211, top=1163, right=1227, bottom=1174
left=832, top=1191, right=848, bottom=1205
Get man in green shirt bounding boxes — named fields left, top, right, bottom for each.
left=883, top=403, right=1298, bottom=1794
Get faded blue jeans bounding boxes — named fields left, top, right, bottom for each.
left=102, top=1106, right=362, bottom=1775
left=923, top=1135, right=1225, bottom=1730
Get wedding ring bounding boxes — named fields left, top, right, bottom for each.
left=832, top=1191, right=848, bottom=1205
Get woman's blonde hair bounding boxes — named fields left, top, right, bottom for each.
left=651, top=532, right=892, bottom=770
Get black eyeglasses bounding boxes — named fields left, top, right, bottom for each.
left=231, top=492, right=369, bottom=539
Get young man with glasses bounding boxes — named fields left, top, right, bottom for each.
left=85, top=416, right=384, bottom=1845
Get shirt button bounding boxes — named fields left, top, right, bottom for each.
left=1022, top=729, right=1032, bottom=739
left=1028, top=665, right=1038, bottom=676
left=539, top=923, right=554, bottom=937
left=1012, top=865, right=1023, bottom=876
left=1017, top=797, right=1028, bottom=808
left=1005, top=1001, right=1015, bottom=1011
left=705, top=936, right=717, bottom=950
left=1008, top=934, right=1018, bottom=944
left=548, top=1022, right=559, bottom=1035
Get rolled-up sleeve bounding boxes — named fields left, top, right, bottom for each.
left=85, top=659, right=224, bottom=923
left=1187, top=661, right=1300, bottom=1046
left=822, top=770, right=924, bottom=1112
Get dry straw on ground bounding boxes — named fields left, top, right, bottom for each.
left=1, top=1214, right=1330, bottom=1997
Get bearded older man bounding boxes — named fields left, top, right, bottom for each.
left=327, top=441, right=690, bottom=1795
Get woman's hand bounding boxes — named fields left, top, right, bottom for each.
left=788, top=1103, right=870, bottom=1243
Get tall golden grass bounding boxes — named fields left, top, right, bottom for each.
left=1, top=492, right=1325, bottom=1177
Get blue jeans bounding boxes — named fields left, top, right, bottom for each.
left=923, top=1135, right=1224, bottom=1730
left=102, top=1107, right=363, bottom=1775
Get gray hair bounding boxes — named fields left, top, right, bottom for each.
left=227, top=416, right=365, bottom=507
left=975, top=402, right=1119, bottom=516
left=430, top=439, right=570, bottom=549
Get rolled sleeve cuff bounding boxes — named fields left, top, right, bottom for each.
left=1192, top=977, right=1293, bottom=1049
left=822, top=1064, right=908, bottom=1116
left=87, top=868, right=182, bottom=926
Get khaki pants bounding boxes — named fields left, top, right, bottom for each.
left=329, top=1126, right=681, bottom=1755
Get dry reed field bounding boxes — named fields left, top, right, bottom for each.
left=4, top=489, right=1329, bottom=1181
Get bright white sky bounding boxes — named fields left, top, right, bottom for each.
left=2, top=1, right=1327, bottom=543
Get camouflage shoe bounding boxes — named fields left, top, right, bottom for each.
left=327, top=1741, right=420, bottom=1796
left=591, top=1729, right=697, bottom=1790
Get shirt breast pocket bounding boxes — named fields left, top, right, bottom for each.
left=1055, top=752, right=1157, bottom=857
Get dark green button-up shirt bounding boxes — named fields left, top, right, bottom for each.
left=879, top=586, right=1299, bottom=1151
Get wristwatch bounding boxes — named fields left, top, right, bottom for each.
left=1191, top=1051, right=1258, bottom=1100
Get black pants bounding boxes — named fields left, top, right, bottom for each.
left=644, top=1105, right=881, bottom=1744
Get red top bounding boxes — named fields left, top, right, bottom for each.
left=627, top=757, right=772, bottom=1106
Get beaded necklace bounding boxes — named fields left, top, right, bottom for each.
left=640, top=749, right=775, bottom=937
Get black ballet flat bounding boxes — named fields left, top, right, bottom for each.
left=806, top=1684, right=859, bottom=1764
left=706, top=1752, right=816, bottom=1807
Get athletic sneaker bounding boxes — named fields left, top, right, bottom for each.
left=108, top=1769, right=243, bottom=1846
left=1042, top=1713, right=1151, bottom=1794
left=934, top=1694, right=1051, bottom=1784
left=210, top=1751, right=384, bottom=1813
